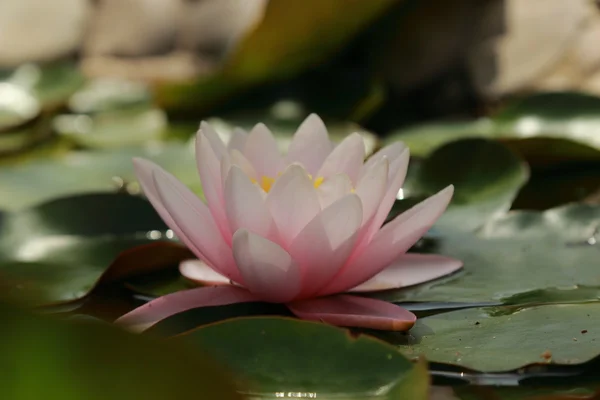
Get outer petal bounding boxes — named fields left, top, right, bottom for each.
left=224, top=165, right=276, bottom=241
left=195, top=132, right=232, bottom=243
left=243, top=123, right=284, bottom=177
left=288, top=295, right=416, bottom=331
left=232, top=229, right=301, bottom=303
left=347, top=254, right=463, bottom=292
left=227, top=127, right=248, bottom=152
left=200, top=121, right=229, bottom=159
left=133, top=158, right=204, bottom=260
left=357, top=148, right=410, bottom=249
left=180, top=259, right=235, bottom=286
left=354, top=157, right=389, bottom=227
left=322, top=185, right=454, bottom=295
left=316, top=173, right=353, bottom=209
left=317, top=132, right=365, bottom=185
left=286, top=114, right=334, bottom=174
left=360, top=142, right=406, bottom=180
left=266, top=164, right=321, bottom=247
left=229, top=149, right=257, bottom=181
left=289, top=194, right=363, bottom=298
left=152, top=168, right=242, bottom=283
left=115, top=286, right=258, bottom=332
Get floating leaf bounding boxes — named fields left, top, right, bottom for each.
left=400, top=303, right=600, bottom=372
left=399, top=139, right=529, bottom=232
left=179, top=317, right=422, bottom=398
left=385, top=93, right=600, bottom=165
left=374, top=204, right=600, bottom=304
left=68, top=78, right=152, bottom=114
left=0, top=193, right=190, bottom=306
left=54, top=108, right=168, bottom=148
left=0, top=83, right=40, bottom=131
left=0, top=302, right=241, bottom=399
left=0, top=140, right=199, bottom=210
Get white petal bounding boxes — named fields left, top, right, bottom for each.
left=232, top=229, right=301, bottom=302
left=316, top=173, right=353, bottom=209
left=354, top=157, right=389, bottom=226
left=243, top=123, right=284, bottom=177
left=317, top=132, right=365, bottom=184
left=266, top=164, right=321, bottom=247
left=227, top=127, right=248, bottom=152
left=286, top=114, right=334, bottom=174
left=224, top=165, right=276, bottom=240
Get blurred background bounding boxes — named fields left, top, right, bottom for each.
left=1, top=0, right=600, bottom=211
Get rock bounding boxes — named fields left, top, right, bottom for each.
left=83, top=0, right=182, bottom=57
left=468, top=0, right=591, bottom=97
left=177, top=0, right=267, bottom=60
left=0, top=0, right=92, bottom=67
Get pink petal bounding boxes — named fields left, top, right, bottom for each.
left=289, top=194, right=363, bottom=298
left=115, top=286, right=258, bottom=332
left=227, top=127, right=248, bottom=152
left=317, top=133, right=365, bottom=184
left=287, top=295, right=416, bottom=331
left=180, top=259, right=236, bottom=286
left=347, top=254, right=463, bottom=292
left=243, top=123, right=284, bottom=178
left=224, top=165, right=276, bottom=241
left=316, top=173, right=353, bottom=209
left=230, top=149, right=257, bottom=181
left=199, top=121, right=229, bottom=159
left=152, top=168, right=242, bottom=283
left=357, top=148, right=410, bottom=249
left=286, top=114, right=334, bottom=174
left=322, top=185, right=454, bottom=295
left=232, top=229, right=301, bottom=303
left=361, top=142, right=407, bottom=180
left=195, top=132, right=232, bottom=244
left=354, top=157, right=389, bottom=227
left=266, top=164, right=321, bottom=247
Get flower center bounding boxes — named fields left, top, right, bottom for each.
left=252, top=175, right=324, bottom=193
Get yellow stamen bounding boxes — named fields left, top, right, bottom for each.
left=251, top=174, right=325, bottom=192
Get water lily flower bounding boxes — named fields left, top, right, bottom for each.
left=116, top=114, right=462, bottom=332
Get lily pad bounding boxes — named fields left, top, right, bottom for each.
left=0, top=302, right=241, bottom=399
left=400, top=303, right=600, bottom=372
left=54, top=108, right=168, bottom=148
left=67, top=78, right=152, bottom=114
left=0, top=140, right=200, bottom=210
left=179, top=316, right=424, bottom=398
left=0, top=82, right=40, bottom=131
left=400, top=139, right=529, bottom=232
left=374, top=204, right=600, bottom=304
left=385, top=92, right=600, bottom=165
left=0, top=193, right=190, bottom=306
left=207, top=105, right=379, bottom=155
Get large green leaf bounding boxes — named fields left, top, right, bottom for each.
left=0, top=302, right=241, bottom=399
left=374, top=204, right=600, bottom=304
left=400, top=303, right=600, bottom=372
left=0, top=193, right=191, bottom=306
left=385, top=92, right=600, bottom=164
left=0, top=140, right=199, bottom=210
left=180, top=317, right=426, bottom=399
left=399, top=139, right=529, bottom=232
left=156, top=0, right=397, bottom=113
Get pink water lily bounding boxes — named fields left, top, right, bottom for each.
left=116, top=114, right=462, bottom=332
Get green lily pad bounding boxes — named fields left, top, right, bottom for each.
left=374, top=204, right=600, bottom=304
left=67, top=78, right=152, bottom=114
left=156, top=0, right=396, bottom=113
left=0, top=193, right=191, bottom=306
left=179, top=317, right=424, bottom=398
left=385, top=92, right=600, bottom=165
left=0, top=139, right=200, bottom=210
left=54, top=108, right=168, bottom=148
left=400, top=303, right=600, bottom=372
left=207, top=103, right=379, bottom=155
left=0, top=83, right=40, bottom=131
left=399, top=139, right=529, bottom=232
left=0, top=302, right=241, bottom=399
